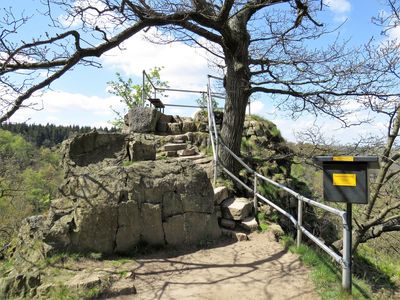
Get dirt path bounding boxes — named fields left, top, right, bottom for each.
left=110, top=231, right=320, bottom=300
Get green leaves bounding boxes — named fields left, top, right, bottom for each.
left=0, top=130, right=62, bottom=245
left=107, top=67, right=168, bottom=129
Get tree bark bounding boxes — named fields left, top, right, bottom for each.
left=219, top=15, right=251, bottom=175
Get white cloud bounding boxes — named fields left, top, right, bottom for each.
left=101, top=30, right=211, bottom=91
left=325, top=0, right=351, bottom=22
left=10, top=90, right=123, bottom=127
left=59, top=0, right=119, bottom=30
left=325, top=0, right=351, bottom=14
left=250, top=100, right=265, bottom=115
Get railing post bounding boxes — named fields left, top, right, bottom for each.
left=253, top=174, right=258, bottom=215
left=214, top=135, right=218, bottom=186
left=297, top=197, right=303, bottom=248
left=142, top=70, right=145, bottom=106
left=342, top=206, right=352, bottom=294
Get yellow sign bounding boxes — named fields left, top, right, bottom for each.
left=333, top=173, right=357, bottom=187
left=332, top=156, right=354, bottom=162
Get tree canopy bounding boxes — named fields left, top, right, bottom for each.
left=1, top=1, right=399, bottom=172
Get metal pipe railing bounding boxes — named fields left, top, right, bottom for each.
left=206, top=74, right=351, bottom=292
left=142, top=70, right=158, bottom=104
left=255, top=173, right=345, bottom=217
left=219, top=142, right=254, bottom=174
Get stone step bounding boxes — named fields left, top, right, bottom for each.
left=192, top=157, right=212, bottom=165
left=175, top=154, right=205, bottom=161
left=164, top=143, right=187, bottom=151
left=166, top=151, right=178, bottom=157
left=221, top=228, right=248, bottom=241
left=221, top=197, right=253, bottom=221
left=239, top=217, right=258, bottom=232
left=177, top=148, right=197, bottom=156
left=173, top=139, right=185, bottom=144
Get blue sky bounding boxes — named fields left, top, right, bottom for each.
left=3, top=0, right=395, bottom=143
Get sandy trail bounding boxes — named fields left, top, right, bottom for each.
left=110, top=232, right=319, bottom=300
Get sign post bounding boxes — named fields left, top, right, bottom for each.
left=313, top=155, right=379, bottom=294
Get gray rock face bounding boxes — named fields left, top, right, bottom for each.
left=127, top=139, right=156, bottom=161
left=16, top=159, right=220, bottom=256
left=220, top=218, right=236, bottom=230
left=123, top=106, right=161, bottom=133
left=61, top=131, right=127, bottom=171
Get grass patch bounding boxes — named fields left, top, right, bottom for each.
left=47, top=285, right=82, bottom=300
left=354, top=244, right=399, bottom=295
left=281, top=236, right=376, bottom=299
left=257, top=212, right=269, bottom=232
left=47, top=284, right=104, bottom=300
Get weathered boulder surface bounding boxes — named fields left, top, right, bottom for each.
left=61, top=131, right=127, bottom=170
left=14, top=160, right=220, bottom=257
left=123, top=106, right=161, bottom=133
left=214, top=186, right=230, bottom=205
left=126, top=134, right=156, bottom=161
left=221, top=197, right=253, bottom=221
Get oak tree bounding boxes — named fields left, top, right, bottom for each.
left=0, top=0, right=396, bottom=172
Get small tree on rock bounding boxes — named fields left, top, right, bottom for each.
left=107, top=67, right=168, bottom=128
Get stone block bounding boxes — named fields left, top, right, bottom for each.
left=124, top=107, right=160, bottom=133
left=182, top=121, right=197, bottom=133
left=173, top=134, right=189, bottom=142
left=220, top=228, right=248, bottom=241
left=168, top=123, right=182, bottom=134
left=159, top=114, right=174, bottom=123
left=156, top=121, right=168, bottom=133
left=166, top=151, right=178, bottom=157
left=115, top=201, right=141, bottom=253
left=128, top=140, right=156, bottom=161
left=162, top=191, right=183, bottom=218
left=205, top=213, right=222, bottom=240
left=214, top=186, right=230, bottom=205
left=164, top=143, right=187, bottom=151
left=163, top=215, right=185, bottom=246
left=239, top=217, right=258, bottom=232
left=221, top=197, right=253, bottom=221
left=196, top=122, right=208, bottom=132
left=220, top=218, right=236, bottom=230
left=177, top=148, right=197, bottom=156
left=140, top=203, right=164, bottom=246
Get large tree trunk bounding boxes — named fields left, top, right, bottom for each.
left=220, top=16, right=251, bottom=175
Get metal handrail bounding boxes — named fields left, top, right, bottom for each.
left=255, top=173, right=345, bottom=218
left=206, top=75, right=351, bottom=292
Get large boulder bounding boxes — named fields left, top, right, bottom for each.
left=14, top=160, right=220, bottom=256
left=123, top=106, right=161, bottom=133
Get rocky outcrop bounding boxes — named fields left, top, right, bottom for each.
left=17, top=160, right=220, bottom=256
left=7, top=130, right=221, bottom=272
left=61, top=131, right=127, bottom=170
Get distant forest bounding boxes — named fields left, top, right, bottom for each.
left=0, top=123, right=117, bottom=147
